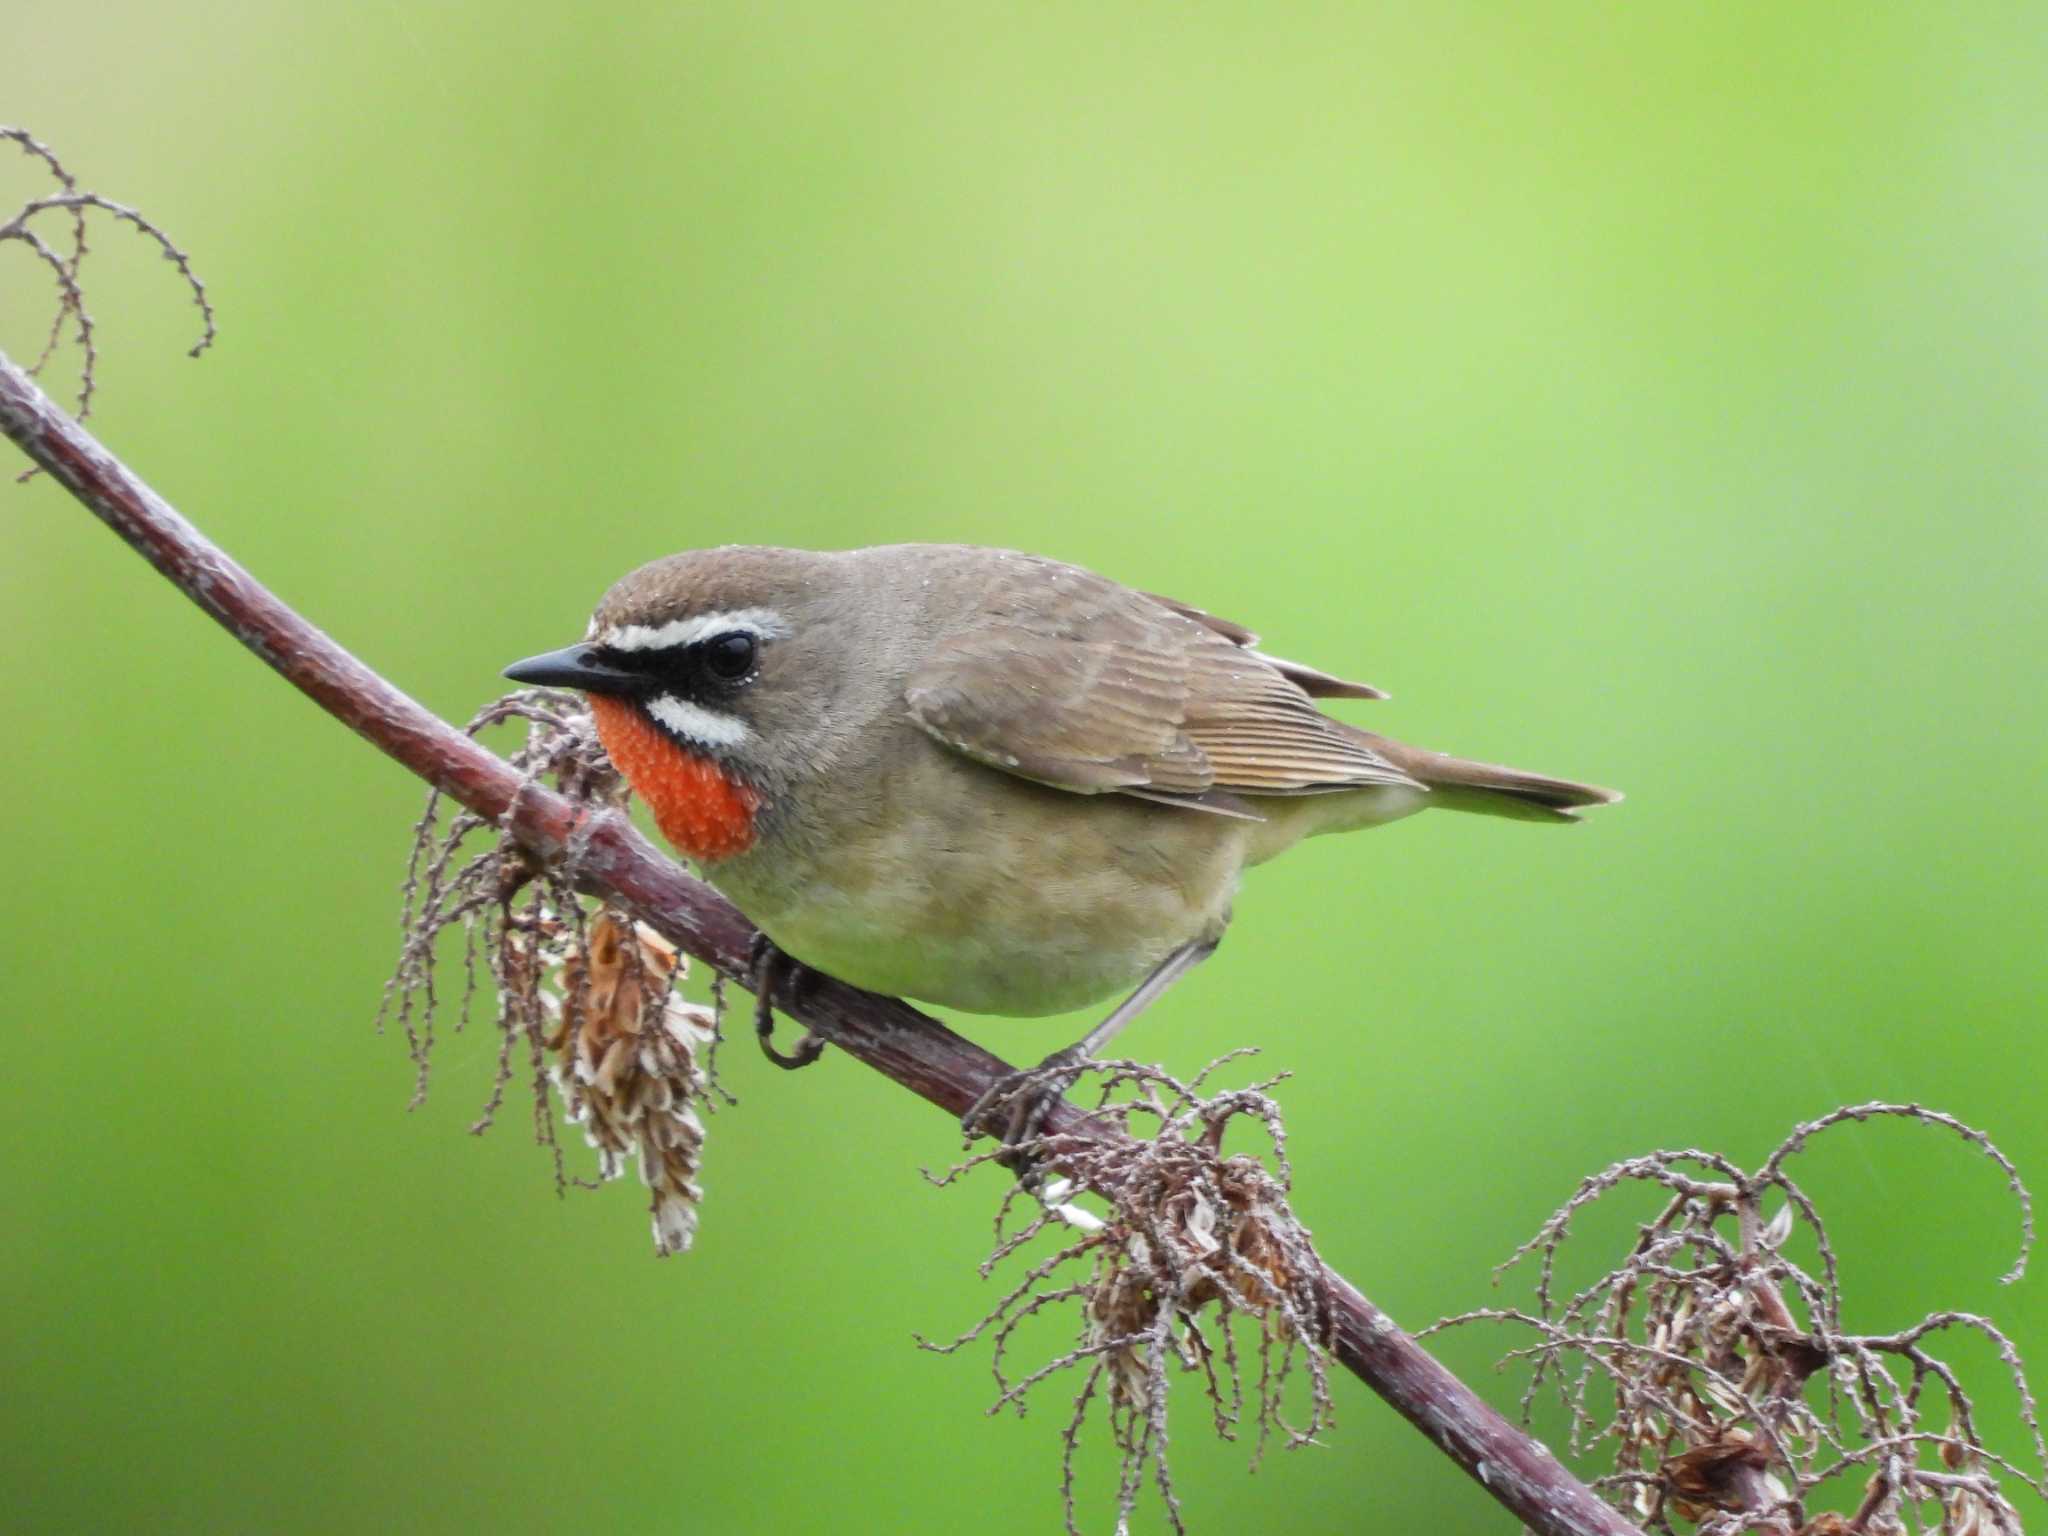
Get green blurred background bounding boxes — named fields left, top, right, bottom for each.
left=6, top=5, right=2045, bottom=1532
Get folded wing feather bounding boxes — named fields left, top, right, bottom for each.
left=904, top=568, right=1419, bottom=813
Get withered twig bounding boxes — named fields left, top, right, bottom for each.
left=1, top=348, right=1642, bottom=1536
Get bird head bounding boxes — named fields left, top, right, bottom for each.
left=503, top=546, right=865, bottom=863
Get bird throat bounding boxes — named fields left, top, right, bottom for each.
left=586, top=695, right=760, bottom=862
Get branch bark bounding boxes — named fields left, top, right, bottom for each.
left=2, top=347, right=1641, bottom=1536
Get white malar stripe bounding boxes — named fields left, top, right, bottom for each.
left=644, top=693, right=752, bottom=749
left=601, top=608, right=790, bottom=654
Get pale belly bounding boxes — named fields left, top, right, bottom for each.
left=710, top=768, right=1257, bottom=1017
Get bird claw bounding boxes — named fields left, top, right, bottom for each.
left=960, top=1046, right=1089, bottom=1183
left=750, top=932, right=825, bottom=1070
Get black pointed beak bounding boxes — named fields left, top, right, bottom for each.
left=502, top=643, right=650, bottom=695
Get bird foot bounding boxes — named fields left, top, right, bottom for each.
left=960, top=1045, right=1090, bottom=1182
left=749, top=932, right=826, bottom=1070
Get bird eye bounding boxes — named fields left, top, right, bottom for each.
left=700, top=631, right=757, bottom=683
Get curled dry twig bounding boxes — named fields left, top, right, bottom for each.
left=920, top=1055, right=1335, bottom=1536
left=379, top=689, right=728, bottom=1256
left=2, top=128, right=214, bottom=438
left=1426, top=1104, right=2044, bottom=1535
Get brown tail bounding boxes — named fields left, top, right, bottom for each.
left=1366, top=736, right=1622, bottom=823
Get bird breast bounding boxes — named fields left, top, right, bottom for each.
left=709, top=740, right=1254, bottom=1017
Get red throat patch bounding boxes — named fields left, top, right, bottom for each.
left=587, top=695, right=761, bottom=862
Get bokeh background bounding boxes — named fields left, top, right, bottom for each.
left=6, top=6, right=2046, bottom=1533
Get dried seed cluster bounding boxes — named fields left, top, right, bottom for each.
left=381, top=690, right=725, bottom=1257
left=923, top=1055, right=1334, bottom=1536
left=546, top=912, right=716, bottom=1256
left=1426, top=1103, right=2045, bottom=1535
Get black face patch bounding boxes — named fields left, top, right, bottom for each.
left=595, top=631, right=760, bottom=702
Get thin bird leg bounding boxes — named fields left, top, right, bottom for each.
left=1069, top=936, right=1218, bottom=1057
left=961, top=936, right=1220, bottom=1171
left=750, top=931, right=826, bottom=1070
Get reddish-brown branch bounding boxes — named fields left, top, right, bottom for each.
left=1, top=348, right=1641, bottom=1536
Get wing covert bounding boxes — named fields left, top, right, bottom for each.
left=903, top=565, right=1420, bottom=812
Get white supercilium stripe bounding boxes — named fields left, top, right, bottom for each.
left=644, top=693, right=752, bottom=749
left=600, top=608, right=790, bottom=653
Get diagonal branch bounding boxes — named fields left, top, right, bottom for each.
left=0, top=347, right=1641, bottom=1536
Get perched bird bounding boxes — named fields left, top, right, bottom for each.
left=505, top=544, right=1618, bottom=1131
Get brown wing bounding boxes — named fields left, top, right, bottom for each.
left=1139, top=591, right=1390, bottom=701
left=904, top=565, right=1419, bottom=816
